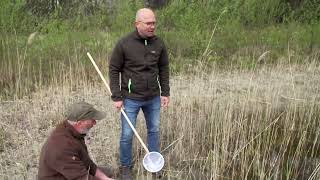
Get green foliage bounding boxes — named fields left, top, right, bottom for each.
left=0, top=0, right=320, bottom=99
left=109, top=0, right=144, bottom=35
left=230, top=0, right=291, bottom=26
left=0, top=0, right=38, bottom=33
left=156, top=1, right=224, bottom=57
left=293, top=0, right=320, bottom=23
left=311, top=23, right=320, bottom=49
left=1, top=0, right=320, bottom=34
left=0, top=0, right=114, bottom=34
left=40, top=18, right=70, bottom=33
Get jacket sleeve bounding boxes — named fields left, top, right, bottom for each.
left=47, top=142, right=97, bottom=180
left=109, top=40, right=124, bottom=101
left=158, top=43, right=170, bottom=97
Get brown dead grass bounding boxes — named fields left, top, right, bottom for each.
left=1, top=64, right=320, bottom=180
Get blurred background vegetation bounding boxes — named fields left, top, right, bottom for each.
left=0, top=0, right=319, bottom=99
left=1, top=2, right=319, bottom=179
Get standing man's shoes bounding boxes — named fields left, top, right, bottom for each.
left=119, top=166, right=133, bottom=180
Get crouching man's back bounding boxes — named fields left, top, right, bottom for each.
left=38, top=101, right=114, bottom=180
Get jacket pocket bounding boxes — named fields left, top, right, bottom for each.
left=130, top=74, right=146, bottom=93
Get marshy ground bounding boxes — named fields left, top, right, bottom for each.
left=1, top=64, right=320, bottom=179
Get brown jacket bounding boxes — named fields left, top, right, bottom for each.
left=38, top=121, right=97, bottom=180
left=109, top=30, right=170, bottom=101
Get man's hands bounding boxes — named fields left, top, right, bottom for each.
left=161, top=96, right=170, bottom=108
left=95, top=168, right=115, bottom=180
left=114, top=101, right=123, bottom=111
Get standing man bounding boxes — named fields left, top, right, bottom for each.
left=109, top=8, right=170, bottom=180
left=38, top=101, right=115, bottom=180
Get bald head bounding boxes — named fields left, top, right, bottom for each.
left=135, top=8, right=157, bottom=38
left=135, top=8, right=155, bottom=22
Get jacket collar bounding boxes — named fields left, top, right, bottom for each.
left=133, top=29, right=157, bottom=41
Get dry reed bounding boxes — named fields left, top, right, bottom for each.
left=1, top=61, right=319, bottom=179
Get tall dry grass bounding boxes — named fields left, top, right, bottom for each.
left=160, top=63, right=320, bottom=179
left=1, top=57, right=320, bottom=179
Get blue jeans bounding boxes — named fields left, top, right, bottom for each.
left=120, top=96, right=161, bottom=167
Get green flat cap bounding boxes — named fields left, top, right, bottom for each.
left=67, top=101, right=106, bottom=121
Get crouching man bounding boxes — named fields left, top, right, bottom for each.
left=38, top=101, right=115, bottom=180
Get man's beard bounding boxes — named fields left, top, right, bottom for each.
left=79, top=128, right=90, bottom=135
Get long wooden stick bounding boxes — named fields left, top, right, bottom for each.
left=87, top=52, right=149, bottom=153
